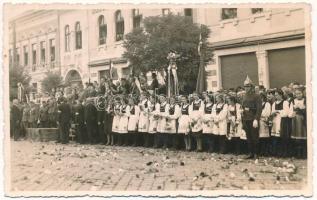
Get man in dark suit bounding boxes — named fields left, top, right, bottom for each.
left=84, top=98, right=98, bottom=144
left=57, top=97, right=72, bottom=144
left=39, top=101, right=49, bottom=128
left=11, top=99, right=22, bottom=141
left=72, top=99, right=86, bottom=144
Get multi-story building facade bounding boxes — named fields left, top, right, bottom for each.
left=8, top=10, right=61, bottom=94
left=203, top=8, right=306, bottom=90
left=8, top=6, right=306, bottom=93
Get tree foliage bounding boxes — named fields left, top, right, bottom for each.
left=123, top=13, right=212, bottom=92
left=9, top=65, right=31, bottom=100
left=41, top=71, right=63, bottom=93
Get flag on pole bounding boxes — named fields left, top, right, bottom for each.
left=196, top=26, right=206, bottom=93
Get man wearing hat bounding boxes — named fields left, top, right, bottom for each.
left=241, top=76, right=262, bottom=159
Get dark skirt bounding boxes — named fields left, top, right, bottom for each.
left=291, top=114, right=307, bottom=139
left=280, top=117, right=292, bottom=139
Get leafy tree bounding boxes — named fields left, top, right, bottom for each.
left=123, top=13, right=212, bottom=93
left=9, top=65, right=31, bottom=101
left=41, top=71, right=63, bottom=94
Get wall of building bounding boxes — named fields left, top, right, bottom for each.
left=204, top=8, right=305, bottom=91
left=9, top=10, right=60, bottom=93
left=59, top=10, right=89, bottom=85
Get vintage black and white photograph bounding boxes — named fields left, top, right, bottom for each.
left=3, top=2, right=313, bottom=197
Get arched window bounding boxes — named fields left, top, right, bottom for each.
left=132, top=9, right=142, bottom=28
left=115, top=10, right=124, bottom=41
left=65, top=25, right=70, bottom=52
left=75, top=22, right=82, bottom=49
left=98, top=15, right=107, bottom=45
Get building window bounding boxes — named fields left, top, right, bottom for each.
left=184, top=8, right=193, bottom=17
left=16, top=48, right=20, bottom=65
left=115, top=10, right=124, bottom=41
left=98, top=15, right=107, bottom=45
left=251, top=8, right=263, bottom=14
left=75, top=22, right=82, bottom=49
left=40, top=41, right=46, bottom=64
left=132, top=9, right=142, bottom=28
left=49, top=39, right=55, bottom=62
left=221, top=8, right=237, bottom=20
left=23, top=45, right=28, bottom=66
left=32, top=43, right=37, bottom=71
left=65, top=25, right=70, bottom=52
left=162, top=8, right=170, bottom=16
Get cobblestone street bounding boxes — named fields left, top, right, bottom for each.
left=10, top=140, right=307, bottom=192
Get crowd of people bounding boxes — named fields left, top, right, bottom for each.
left=10, top=74, right=307, bottom=160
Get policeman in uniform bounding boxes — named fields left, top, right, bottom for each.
left=241, top=76, right=262, bottom=159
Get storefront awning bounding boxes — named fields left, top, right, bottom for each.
left=88, top=57, right=127, bottom=67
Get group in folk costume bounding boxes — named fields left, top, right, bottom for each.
left=258, top=93, right=271, bottom=155
left=212, top=94, right=228, bottom=153
left=145, top=95, right=158, bottom=147
left=138, top=93, right=150, bottom=134
left=289, top=88, right=307, bottom=157
left=201, top=94, right=214, bottom=152
left=178, top=95, right=192, bottom=151
left=153, top=95, right=170, bottom=148
left=189, top=93, right=204, bottom=151
left=165, top=96, right=181, bottom=149
left=127, top=96, right=141, bottom=146
left=112, top=99, right=121, bottom=134
left=117, top=98, right=130, bottom=145
left=226, top=96, right=243, bottom=154
left=271, top=89, right=290, bottom=156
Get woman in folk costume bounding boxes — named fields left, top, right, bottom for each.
left=227, top=95, right=243, bottom=155
left=127, top=95, right=140, bottom=147
left=212, top=93, right=228, bottom=154
left=138, top=92, right=150, bottom=146
left=202, top=94, right=214, bottom=152
left=117, top=96, right=130, bottom=146
left=271, top=89, right=290, bottom=157
left=154, top=94, right=169, bottom=149
left=146, top=95, right=158, bottom=147
left=258, top=93, right=271, bottom=156
left=165, top=96, right=181, bottom=149
left=111, top=96, right=121, bottom=145
left=289, top=88, right=307, bottom=158
left=178, top=95, right=192, bottom=151
left=236, top=90, right=248, bottom=154
left=189, top=92, right=204, bottom=152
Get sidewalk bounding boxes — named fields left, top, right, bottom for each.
left=9, top=140, right=307, bottom=191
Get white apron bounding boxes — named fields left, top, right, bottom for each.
left=178, top=104, right=191, bottom=135
left=118, top=105, right=129, bottom=134
left=128, top=105, right=140, bottom=132
left=259, top=102, right=271, bottom=138
left=148, top=104, right=158, bottom=134
left=202, top=103, right=214, bottom=134
left=112, top=104, right=121, bottom=133
left=138, top=100, right=150, bottom=133
left=212, top=103, right=228, bottom=136
left=189, top=100, right=204, bottom=133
